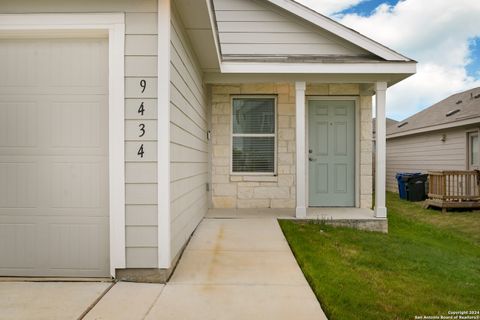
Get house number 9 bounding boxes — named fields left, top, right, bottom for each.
left=140, top=79, right=146, bottom=93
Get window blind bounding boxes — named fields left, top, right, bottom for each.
left=232, top=98, right=276, bottom=173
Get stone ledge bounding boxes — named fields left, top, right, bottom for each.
left=285, top=218, right=388, bottom=233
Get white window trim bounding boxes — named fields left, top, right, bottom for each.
left=230, top=95, right=278, bottom=176
left=467, top=129, right=480, bottom=170
left=0, top=13, right=126, bottom=277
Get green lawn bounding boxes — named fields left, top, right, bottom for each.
left=279, top=192, right=480, bottom=320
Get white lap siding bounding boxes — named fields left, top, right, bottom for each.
left=212, top=0, right=371, bottom=58
left=386, top=127, right=469, bottom=192
left=170, top=5, right=209, bottom=260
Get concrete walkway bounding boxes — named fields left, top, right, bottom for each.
left=87, top=217, right=327, bottom=320
left=0, top=218, right=327, bottom=320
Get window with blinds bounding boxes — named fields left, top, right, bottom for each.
left=232, top=97, right=276, bottom=174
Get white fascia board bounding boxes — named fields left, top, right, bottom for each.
left=205, top=0, right=223, bottom=69
left=265, top=0, right=410, bottom=61
left=387, top=117, right=480, bottom=139
left=220, top=61, right=417, bottom=74
left=204, top=72, right=409, bottom=85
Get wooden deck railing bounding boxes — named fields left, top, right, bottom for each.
left=428, top=170, right=480, bottom=202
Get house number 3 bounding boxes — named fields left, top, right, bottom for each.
left=139, top=123, right=145, bottom=137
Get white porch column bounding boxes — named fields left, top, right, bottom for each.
left=375, top=82, right=388, bottom=218
left=295, top=81, right=307, bottom=218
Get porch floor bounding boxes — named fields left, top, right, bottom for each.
left=207, top=207, right=381, bottom=220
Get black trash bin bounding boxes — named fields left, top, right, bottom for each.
left=404, top=174, right=428, bottom=201
left=396, top=173, right=421, bottom=199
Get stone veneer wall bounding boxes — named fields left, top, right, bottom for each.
left=210, top=83, right=373, bottom=209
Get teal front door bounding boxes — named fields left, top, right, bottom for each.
left=308, top=100, right=355, bottom=207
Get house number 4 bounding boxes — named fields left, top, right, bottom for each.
left=137, top=144, right=144, bottom=158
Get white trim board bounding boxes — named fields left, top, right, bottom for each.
left=220, top=62, right=417, bottom=74
left=157, top=0, right=172, bottom=269
left=0, top=13, right=126, bottom=277
left=203, top=72, right=412, bottom=87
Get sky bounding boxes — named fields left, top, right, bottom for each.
left=296, top=0, right=480, bottom=121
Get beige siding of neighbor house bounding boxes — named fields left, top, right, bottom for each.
left=386, top=127, right=472, bottom=192
left=170, top=6, right=209, bottom=259
left=212, top=0, right=371, bottom=57
left=210, top=83, right=373, bottom=209
left=0, top=0, right=160, bottom=268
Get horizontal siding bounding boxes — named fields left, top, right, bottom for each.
left=170, top=6, right=208, bottom=260
left=124, top=7, right=158, bottom=268
left=125, top=35, right=158, bottom=56
left=212, top=0, right=368, bottom=57
left=386, top=128, right=467, bottom=192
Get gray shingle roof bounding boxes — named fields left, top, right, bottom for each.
left=387, top=87, right=480, bottom=136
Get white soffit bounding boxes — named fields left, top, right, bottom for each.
left=174, top=0, right=220, bottom=72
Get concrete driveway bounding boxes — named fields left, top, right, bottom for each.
left=1, top=218, right=327, bottom=320
left=0, top=281, right=112, bottom=320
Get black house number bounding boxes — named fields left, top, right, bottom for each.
left=138, top=102, right=145, bottom=116
left=139, top=123, right=146, bottom=138
left=137, top=144, right=145, bottom=158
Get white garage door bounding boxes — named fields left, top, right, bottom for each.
left=0, top=36, right=110, bottom=277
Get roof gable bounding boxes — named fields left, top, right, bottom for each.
left=212, top=0, right=379, bottom=62
left=265, top=0, right=412, bottom=61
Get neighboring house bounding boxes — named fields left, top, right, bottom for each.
left=0, top=0, right=415, bottom=280
left=386, top=87, right=480, bottom=192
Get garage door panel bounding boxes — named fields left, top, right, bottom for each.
left=0, top=215, right=109, bottom=276
left=0, top=162, right=38, bottom=208
left=48, top=40, right=108, bottom=88
left=48, top=221, right=108, bottom=272
left=0, top=223, right=37, bottom=269
left=51, top=101, right=104, bottom=148
left=0, top=38, right=107, bottom=89
left=52, top=162, right=107, bottom=209
left=0, top=40, right=40, bottom=87
left=0, top=37, right=110, bottom=277
left=0, top=102, right=38, bottom=147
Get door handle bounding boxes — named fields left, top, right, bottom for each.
left=309, top=157, right=317, bottom=162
